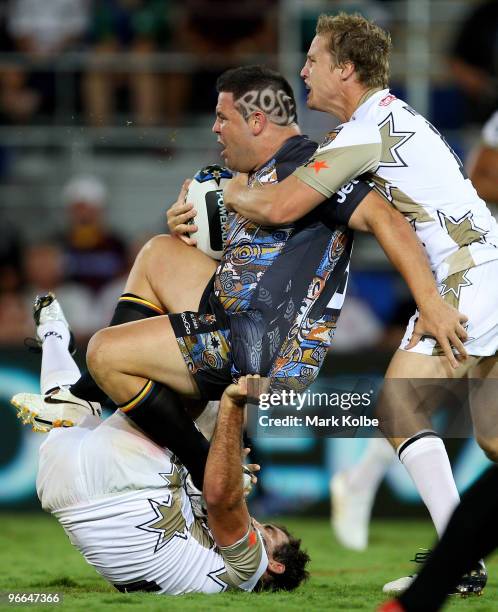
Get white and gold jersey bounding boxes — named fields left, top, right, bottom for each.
left=294, top=89, right=498, bottom=284
left=37, top=412, right=268, bottom=595
left=483, top=111, right=498, bottom=149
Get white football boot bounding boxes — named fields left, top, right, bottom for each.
left=382, top=575, right=416, bottom=594
left=330, top=469, right=375, bottom=551
left=11, top=388, right=102, bottom=432
left=25, top=292, right=75, bottom=355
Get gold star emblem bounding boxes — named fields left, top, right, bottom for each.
left=207, top=567, right=238, bottom=591
left=136, top=465, right=188, bottom=552
left=378, top=114, right=415, bottom=167
left=438, top=211, right=487, bottom=247
left=440, top=269, right=472, bottom=301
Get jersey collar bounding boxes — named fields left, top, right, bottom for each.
left=250, top=134, right=311, bottom=176
left=351, top=88, right=390, bottom=121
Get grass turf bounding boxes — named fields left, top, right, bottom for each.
left=0, top=514, right=497, bottom=611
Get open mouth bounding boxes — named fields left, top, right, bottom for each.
left=217, top=140, right=226, bottom=158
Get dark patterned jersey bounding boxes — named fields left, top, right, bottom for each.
left=202, top=135, right=373, bottom=392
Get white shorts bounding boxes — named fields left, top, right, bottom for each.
left=400, top=260, right=498, bottom=357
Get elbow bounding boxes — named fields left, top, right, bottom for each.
left=264, top=204, right=298, bottom=226
left=203, top=485, right=225, bottom=510
left=203, top=481, right=242, bottom=511
left=204, top=491, right=239, bottom=513
left=260, top=186, right=298, bottom=225
left=266, top=210, right=288, bottom=225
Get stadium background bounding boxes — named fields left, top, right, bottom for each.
left=0, top=0, right=496, bottom=523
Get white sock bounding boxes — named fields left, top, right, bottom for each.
left=38, top=321, right=80, bottom=394
left=398, top=435, right=460, bottom=537
left=347, top=437, right=395, bottom=495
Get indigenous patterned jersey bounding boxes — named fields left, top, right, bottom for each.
left=294, top=89, right=498, bottom=285
left=39, top=412, right=267, bottom=595
left=483, top=111, right=498, bottom=149
left=205, top=135, right=372, bottom=391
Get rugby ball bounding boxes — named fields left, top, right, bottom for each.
left=186, top=164, right=233, bottom=260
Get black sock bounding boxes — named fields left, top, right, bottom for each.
left=120, top=380, right=209, bottom=490
left=399, top=466, right=498, bottom=612
left=70, top=294, right=164, bottom=403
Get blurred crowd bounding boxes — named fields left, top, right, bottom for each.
left=0, top=0, right=280, bottom=127
left=0, top=0, right=496, bottom=127
left=0, top=174, right=138, bottom=344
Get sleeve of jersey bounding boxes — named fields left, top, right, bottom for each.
left=318, top=178, right=374, bottom=226
left=482, top=111, right=498, bottom=149
left=218, top=523, right=269, bottom=591
left=293, top=121, right=381, bottom=198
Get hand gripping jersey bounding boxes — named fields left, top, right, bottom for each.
left=37, top=412, right=268, bottom=595
left=294, top=90, right=498, bottom=286
left=482, top=111, right=498, bottom=149
left=198, top=135, right=372, bottom=392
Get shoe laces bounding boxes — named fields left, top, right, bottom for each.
left=410, top=549, right=431, bottom=564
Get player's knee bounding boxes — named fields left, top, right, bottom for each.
left=476, top=435, right=498, bottom=463
left=142, top=234, right=173, bottom=265
left=130, top=234, right=171, bottom=277
left=86, top=328, right=113, bottom=383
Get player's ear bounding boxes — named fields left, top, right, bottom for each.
left=268, top=559, right=285, bottom=574
left=340, top=61, right=355, bottom=81
left=250, top=111, right=266, bottom=136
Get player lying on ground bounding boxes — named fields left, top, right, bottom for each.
left=223, top=14, right=496, bottom=594
left=13, top=67, right=465, bottom=508
left=15, top=301, right=309, bottom=594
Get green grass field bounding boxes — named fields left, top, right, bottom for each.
left=1, top=513, right=497, bottom=611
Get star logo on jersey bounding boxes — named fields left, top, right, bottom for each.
left=440, top=269, right=472, bottom=300
left=304, top=158, right=329, bottom=174
left=210, top=335, right=220, bottom=349
left=248, top=530, right=258, bottom=547
left=438, top=210, right=488, bottom=247
left=136, top=465, right=188, bottom=553
left=319, top=127, right=342, bottom=148
left=312, top=160, right=329, bottom=173
left=207, top=566, right=236, bottom=592
left=378, top=113, right=415, bottom=167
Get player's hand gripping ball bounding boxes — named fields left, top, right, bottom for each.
left=186, top=164, right=233, bottom=260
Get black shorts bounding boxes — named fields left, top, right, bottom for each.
left=169, top=310, right=233, bottom=400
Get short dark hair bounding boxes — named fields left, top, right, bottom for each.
left=316, top=13, right=392, bottom=88
left=256, top=525, right=310, bottom=592
left=216, top=65, right=298, bottom=126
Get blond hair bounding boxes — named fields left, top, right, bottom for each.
left=316, top=13, right=392, bottom=88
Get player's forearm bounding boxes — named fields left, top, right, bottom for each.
left=224, top=173, right=326, bottom=225
left=227, top=182, right=282, bottom=225
left=470, top=172, right=498, bottom=204
left=467, top=147, right=498, bottom=203
left=203, top=401, right=244, bottom=509
left=369, top=208, right=440, bottom=309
